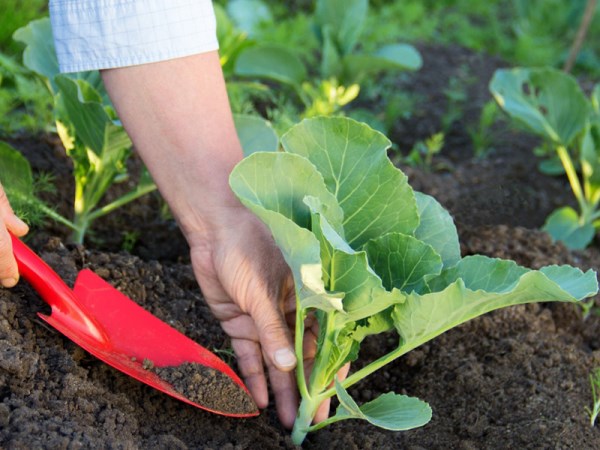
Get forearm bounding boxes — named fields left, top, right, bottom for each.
left=101, top=52, right=244, bottom=239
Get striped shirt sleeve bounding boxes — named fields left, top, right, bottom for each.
left=49, top=0, right=219, bottom=73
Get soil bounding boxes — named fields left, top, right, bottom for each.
left=2, top=43, right=600, bottom=449
left=153, top=363, right=257, bottom=415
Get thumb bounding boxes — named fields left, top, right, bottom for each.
left=252, top=305, right=297, bottom=372
left=0, top=183, right=28, bottom=237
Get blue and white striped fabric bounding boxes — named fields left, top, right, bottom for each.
left=49, top=0, right=218, bottom=73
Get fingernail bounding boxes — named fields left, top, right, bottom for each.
left=274, top=348, right=297, bottom=369
left=1, top=277, right=18, bottom=288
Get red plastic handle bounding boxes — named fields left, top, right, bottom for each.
left=11, top=234, right=109, bottom=346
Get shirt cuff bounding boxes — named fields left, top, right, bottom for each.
left=49, top=0, right=219, bottom=73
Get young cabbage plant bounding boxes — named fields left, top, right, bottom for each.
left=490, top=67, right=600, bottom=249
left=229, top=117, right=598, bottom=445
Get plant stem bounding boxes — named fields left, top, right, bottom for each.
left=86, top=182, right=157, bottom=222
left=563, top=0, right=598, bottom=73
left=556, top=145, right=587, bottom=215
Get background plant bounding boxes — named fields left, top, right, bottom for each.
left=586, top=367, right=600, bottom=426
left=490, top=67, right=600, bottom=249
left=230, top=116, right=598, bottom=444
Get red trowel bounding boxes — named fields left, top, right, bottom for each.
left=10, top=233, right=258, bottom=417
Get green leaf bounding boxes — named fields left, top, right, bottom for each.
left=226, top=0, right=272, bottom=36
left=55, top=76, right=112, bottom=155
left=365, top=233, right=442, bottom=294
left=308, top=199, right=404, bottom=321
left=414, top=192, right=461, bottom=268
left=320, top=25, right=342, bottom=79
left=393, top=259, right=597, bottom=351
left=13, top=18, right=104, bottom=96
left=234, top=45, right=307, bottom=88
left=490, top=67, right=590, bottom=146
left=0, top=141, right=33, bottom=197
left=581, top=124, right=600, bottom=197
left=543, top=206, right=595, bottom=250
left=315, top=0, right=368, bottom=56
left=13, top=18, right=59, bottom=88
left=233, top=114, right=279, bottom=156
left=230, top=152, right=344, bottom=312
left=282, top=117, right=419, bottom=248
left=332, top=379, right=432, bottom=431
left=344, top=44, right=422, bottom=79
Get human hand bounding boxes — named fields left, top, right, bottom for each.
left=0, top=182, right=29, bottom=287
left=187, top=205, right=345, bottom=428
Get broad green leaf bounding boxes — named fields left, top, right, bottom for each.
left=13, top=18, right=59, bottom=89
left=320, top=25, right=342, bottom=79
left=429, top=255, right=529, bottom=293
left=230, top=152, right=345, bottom=312
left=233, top=114, right=279, bottom=156
left=315, top=0, right=368, bottom=56
left=543, top=206, right=595, bottom=250
left=55, top=76, right=111, bottom=155
left=13, top=18, right=104, bottom=97
left=490, top=67, right=589, bottom=146
left=344, top=44, right=422, bottom=79
left=282, top=117, right=419, bottom=248
left=393, top=263, right=596, bottom=351
left=234, top=45, right=307, bottom=88
left=331, top=379, right=432, bottom=431
left=0, top=142, right=33, bottom=197
left=365, top=233, right=442, bottom=294
left=308, top=203, right=404, bottom=321
left=226, top=0, right=272, bottom=36
left=414, top=192, right=461, bottom=268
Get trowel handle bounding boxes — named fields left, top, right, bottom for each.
left=10, top=234, right=108, bottom=345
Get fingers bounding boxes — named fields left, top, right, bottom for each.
left=231, top=337, right=269, bottom=409
left=0, top=183, right=28, bottom=287
left=266, top=360, right=298, bottom=429
left=250, top=300, right=296, bottom=373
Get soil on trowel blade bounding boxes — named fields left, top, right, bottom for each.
left=153, top=362, right=257, bottom=415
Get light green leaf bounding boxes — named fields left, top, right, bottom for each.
left=351, top=309, right=395, bottom=342
left=429, top=255, right=529, bottom=293
left=233, top=114, right=279, bottom=156
left=226, top=0, right=272, bottom=36
left=490, top=68, right=590, bottom=146
left=230, top=152, right=345, bottom=312
left=320, top=25, right=342, bottom=79
left=308, top=203, right=404, bottom=321
left=344, top=44, right=422, bottom=79
left=543, top=206, right=595, bottom=250
left=365, top=233, right=442, bottom=294
left=414, top=192, right=460, bottom=268
left=55, top=76, right=112, bottom=155
left=13, top=18, right=105, bottom=97
left=592, top=84, right=599, bottom=116
left=393, top=263, right=596, bottom=351
left=0, top=142, right=33, bottom=197
left=315, top=0, right=368, bottom=56
left=234, top=45, right=307, bottom=88
left=331, top=379, right=432, bottom=431
left=13, top=18, right=58, bottom=85
left=282, top=117, right=419, bottom=248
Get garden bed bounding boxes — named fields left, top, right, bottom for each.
left=2, top=44, right=600, bottom=449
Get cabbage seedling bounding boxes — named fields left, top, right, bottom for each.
left=230, top=117, right=598, bottom=444
left=490, top=67, right=600, bottom=249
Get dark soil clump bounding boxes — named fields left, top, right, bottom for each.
left=153, top=363, right=257, bottom=415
